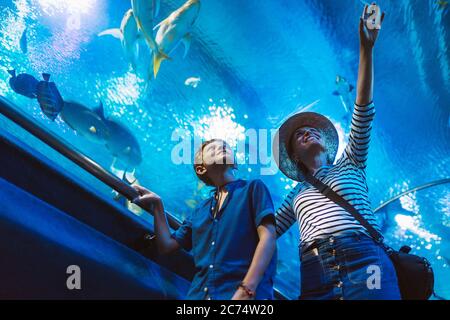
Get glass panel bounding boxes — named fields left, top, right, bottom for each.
left=1, top=0, right=449, bottom=299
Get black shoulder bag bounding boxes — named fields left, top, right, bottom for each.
left=304, top=172, right=434, bottom=300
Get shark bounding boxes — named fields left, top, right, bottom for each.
left=152, top=0, right=201, bottom=77
left=98, top=9, right=141, bottom=71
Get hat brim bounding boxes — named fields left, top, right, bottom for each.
left=273, top=112, right=339, bottom=182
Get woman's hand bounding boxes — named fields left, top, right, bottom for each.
left=360, top=3, right=385, bottom=50
left=132, top=185, right=164, bottom=213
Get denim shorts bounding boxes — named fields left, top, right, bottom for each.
left=299, top=231, right=401, bottom=300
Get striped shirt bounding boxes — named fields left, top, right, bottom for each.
left=275, top=102, right=381, bottom=247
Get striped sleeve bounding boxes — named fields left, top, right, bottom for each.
left=275, top=184, right=301, bottom=238
left=343, top=101, right=375, bottom=169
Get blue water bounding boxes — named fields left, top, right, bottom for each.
left=0, top=0, right=449, bottom=299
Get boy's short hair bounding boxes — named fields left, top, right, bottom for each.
left=193, top=139, right=236, bottom=186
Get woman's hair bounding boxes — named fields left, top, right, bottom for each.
left=193, top=139, right=236, bottom=186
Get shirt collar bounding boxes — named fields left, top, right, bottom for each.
left=210, top=179, right=244, bottom=195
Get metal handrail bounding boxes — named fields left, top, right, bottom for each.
left=0, top=95, right=288, bottom=299
left=0, top=96, right=183, bottom=228
left=373, top=178, right=450, bottom=213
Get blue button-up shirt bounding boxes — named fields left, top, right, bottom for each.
left=172, top=179, right=277, bottom=300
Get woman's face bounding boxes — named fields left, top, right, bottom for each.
left=290, top=126, right=325, bottom=162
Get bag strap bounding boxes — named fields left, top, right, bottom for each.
left=304, top=171, right=384, bottom=244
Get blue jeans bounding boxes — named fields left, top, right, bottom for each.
left=299, top=231, right=401, bottom=300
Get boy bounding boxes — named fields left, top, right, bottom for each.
left=133, top=139, right=277, bottom=300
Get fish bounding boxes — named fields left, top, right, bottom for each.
left=131, top=0, right=167, bottom=77
left=60, top=101, right=110, bottom=144
left=184, top=76, right=201, bottom=88
left=134, top=37, right=154, bottom=82
left=7, top=69, right=38, bottom=99
left=332, top=75, right=354, bottom=125
left=20, top=28, right=27, bottom=54
left=104, top=117, right=142, bottom=168
left=98, top=9, right=141, bottom=70
left=36, top=73, right=64, bottom=121
left=153, top=0, right=201, bottom=77
left=332, top=75, right=354, bottom=113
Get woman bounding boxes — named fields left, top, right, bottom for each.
left=273, top=4, right=400, bottom=300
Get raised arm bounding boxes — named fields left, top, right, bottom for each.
left=343, top=4, right=385, bottom=169
left=356, top=3, right=385, bottom=105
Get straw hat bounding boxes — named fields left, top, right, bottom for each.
left=273, top=112, right=339, bottom=181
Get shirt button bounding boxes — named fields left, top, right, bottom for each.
left=209, top=264, right=213, bottom=269
left=335, top=281, right=343, bottom=288
left=204, top=287, right=208, bottom=292
left=211, top=241, right=215, bottom=246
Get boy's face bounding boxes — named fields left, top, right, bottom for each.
left=202, top=140, right=235, bottom=166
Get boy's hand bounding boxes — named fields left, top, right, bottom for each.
left=132, top=185, right=164, bottom=213
left=360, top=3, right=385, bottom=50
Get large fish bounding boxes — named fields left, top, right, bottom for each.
left=153, top=0, right=201, bottom=77
left=98, top=9, right=140, bottom=70
left=20, top=27, right=27, bottom=54
left=60, top=101, right=110, bottom=144
left=131, top=0, right=167, bottom=77
left=104, top=118, right=142, bottom=168
left=7, top=69, right=38, bottom=99
left=134, top=38, right=153, bottom=81
left=36, top=73, right=64, bottom=121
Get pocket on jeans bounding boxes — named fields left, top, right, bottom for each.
left=342, top=243, right=382, bottom=285
left=301, top=251, right=328, bottom=295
